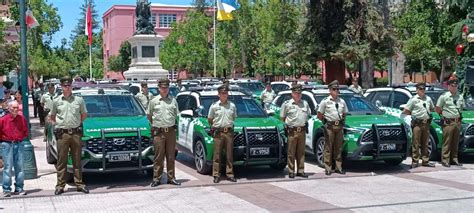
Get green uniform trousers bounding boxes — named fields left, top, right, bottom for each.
left=212, top=130, right=234, bottom=178
left=324, top=126, right=344, bottom=171
left=442, top=122, right=461, bottom=164
left=287, top=129, right=305, bottom=174
left=153, top=128, right=177, bottom=181
left=411, top=122, right=430, bottom=163
left=56, top=132, right=85, bottom=189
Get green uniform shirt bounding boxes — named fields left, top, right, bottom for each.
left=260, top=89, right=276, bottom=104
left=148, top=94, right=179, bottom=128
left=135, top=92, right=154, bottom=110
left=280, top=99, right=311, bottom=127
left=208, top=100, right=237, bottom=128
left=436, top=91, right=464, bottom=119
left=349, top=85, right=363, bottom=95
left=40, top=92, right=57, bottom=111
left=51, top=94, right=87, bottom=129
left=404, top=94, right=434, bottom=120
left=317, top=96, right=348, bottom=122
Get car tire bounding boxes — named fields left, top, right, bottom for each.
left=46, top=142, right=57, bottom=165
left=384, top=159, right=403, bottom=166
left=314, top=137, right=325, bottom=168
left=194, top=139, right=211, bottom=175
left=428, top=134, right=439, bottom=160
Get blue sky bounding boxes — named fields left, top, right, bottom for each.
left=49, top=0, right=193, bottom=47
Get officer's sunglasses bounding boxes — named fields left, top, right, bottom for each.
left=417, top=87, right=425, bottom=90
left=332, top=88, right=339, bottom=91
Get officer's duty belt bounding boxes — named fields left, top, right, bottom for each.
left=288, top=126, right=305, bottom=133
left=152, top=126, right=175, bottom=134
left=445, top=117, right=461, bottom=123
left=57, top=127, right=81, bottom=135
left=326, top=120, right=343, bottom=126
left=413, top=118, right=431, bottom=125
left=217, top=127, right=233, bottom=133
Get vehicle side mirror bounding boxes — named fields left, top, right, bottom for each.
left=399, top=104, right=407, bottom=110
left=375, top=100, right=382, bottom=108
left=181, top=110, right=194, bottom=118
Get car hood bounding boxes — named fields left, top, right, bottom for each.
left=345, top=114, right=403, bottom=129
left=197, top=116, right=284, bottom=132
left=461, top=110, right=474, bottom=123
left=82, top=116, right=151, bottom=139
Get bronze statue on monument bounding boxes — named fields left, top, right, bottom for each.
left=135, top=0, right=155, bottom=35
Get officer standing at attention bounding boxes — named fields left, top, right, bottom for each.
left=50, top=76, right=89, bottom=195
left=148, top=78, right=180, bottom=187
left=280, top=84, right=310, bottom=178
left=403, top=83, right=435, bottom=168
left=208, top=85, right=237, bottom=183
left=260, top=82, right=276, bottom=110
left=436, top=78, right=464, bottom=167
left=318, top=80, right=348, bottom=176
left=135, top=81, right=154, bottom=110
left=40, top=83, right=57, bottom=142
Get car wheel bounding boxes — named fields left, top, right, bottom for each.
left=428, top=134, right=439, bottom=160
left=314, top=137, right=325, bottom=168
left=384, top=159, right=403, bottom=166
left=194, top=139, right=211, bottom=175
left=46, top=142, right=57, bottom=165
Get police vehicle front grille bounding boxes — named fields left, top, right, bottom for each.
left=360, top=130, right=374, bottom=142
left=233, top=129, right=280, bottom=146
left=377, top=126, right=405, bottom=141
left=234, top=133, right=245, bottom=146
left=465, top=125, right=474, bottom=136
left=85, top=136, right=152, bottom=154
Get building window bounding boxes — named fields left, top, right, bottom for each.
left=159, top=14, right=176, bottom=28
left=150, top=13, right=157, bottom=27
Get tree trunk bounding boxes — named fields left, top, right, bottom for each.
left=361, top=58, right=374, bottom=88
left=392, top=51, right=406, bottom=84
left=324, top=59, right=345, bottom=85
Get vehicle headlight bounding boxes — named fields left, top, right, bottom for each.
left=344, top=127, right=365, bottom=134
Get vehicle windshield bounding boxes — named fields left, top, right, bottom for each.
left=200, top=95, right=267, bottom=118
left=314, top=95, right=382, bottom=115
left=83, top=95, right=145, bottom=117
left=235, top=82, right=264, bottom=93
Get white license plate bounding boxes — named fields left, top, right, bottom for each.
left=379, top=144, right=396, bottom=151
left=110, top=154, right=131, bottom=162
left=250, top=147, right=270, bottom=156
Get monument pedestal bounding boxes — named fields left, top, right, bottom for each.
left=123, top=34, right=168, bottom=81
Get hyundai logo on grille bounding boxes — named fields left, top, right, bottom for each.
left=381, top=130, right=391, bottom=137
left=113, top=138, right=126, bottom=145
left=255, top=134, right=264, bottom=142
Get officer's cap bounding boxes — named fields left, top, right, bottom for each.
left=47, top=83, right=55, bottom=88
left=158, top=78, right=170, bottom=88
left=328, top=80, right=339, bottom=89
left=217, top=85, right=230, bottom=93
left=291, top=84, right=303, bottom=93
left=416, top=82, right=426, bottom=89
left=447, top=78, right=458, bottom=85
left=140, top=81, right=148, bottom=87
left=60, top=76, right=72, bottom=86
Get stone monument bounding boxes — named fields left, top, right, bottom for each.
left=123, top=0, right=168, bottom=81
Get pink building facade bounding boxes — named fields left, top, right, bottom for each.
left=102, top=3, right=193, bottom=79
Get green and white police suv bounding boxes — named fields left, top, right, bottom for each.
left=45, top=87, right=154, bottom=178
left=175, top=89, right=287, bottom=174
left=364, top=85, right=448, bottom=159
left=270, top=86, right=409, bottom=167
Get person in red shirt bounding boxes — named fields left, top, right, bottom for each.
left=0, top=101, right=28, bottom=197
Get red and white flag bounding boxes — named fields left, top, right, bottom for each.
left=85, top=4, right=92, bottom=45
left=25, top=9, right=39, bottom=29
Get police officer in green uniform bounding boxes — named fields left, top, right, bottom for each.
left=280, top=84, right=311, bottom=178
left=436, top=79, right=464, bottom=167
left=40, top=83, right=57, bottom=142
left=403, top=83, right=435, bottom=168
left=260, top=82, right=276, bottom=110
left=135, top=82, right=154, bottom=110
left=208, top=85, right=237, bottom=183
left=51, top=76, right=89, bottom=195
left=148, top=78, right=180, bottom=187
left=318, top=80, right=348, bottom=176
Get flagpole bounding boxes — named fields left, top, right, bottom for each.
left=89, top=44, right=92, bottom=80
left=213, top=0, right=217, bottom=78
